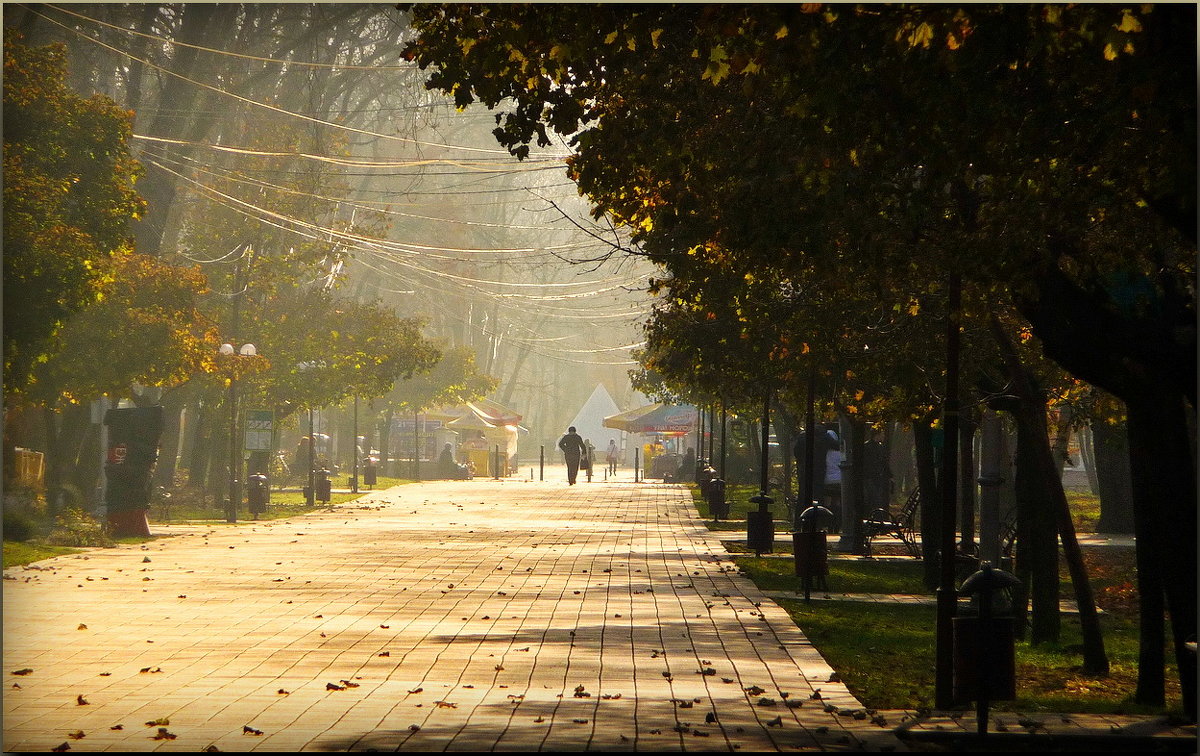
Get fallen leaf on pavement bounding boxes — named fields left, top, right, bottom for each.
left=243, top=725, right=263, bottom=735
left=76, top=695, right=89, bottom=705
left=67, top=731, right=85, bottom=740
left=51, top=743, right=70, bottom=752
left=11, top=669, right=32, bottom=676
left=151, top=727, right=177, bottom=740
left=767, top=716, right=783, bottom=727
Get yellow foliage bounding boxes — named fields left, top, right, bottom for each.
left=605, top=31, right=619, bottom=45
left=651, top=29, right=663, bottom=48
left=909, top=22, right=934, bottom=49
left=1116, top=11, right=1143, bottom=33
left=775, top=25, right=789, bottom=39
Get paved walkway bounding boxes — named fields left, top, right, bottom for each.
left=3, top=476, right=902, bottom=752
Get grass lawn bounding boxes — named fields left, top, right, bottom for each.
left=696, top=484, right=1107, bottom=535
left=148, top=476, right=414, bottom=524
left=734, top=554, right=930, bottom=595
left=2, top=541, right=81, bottom=569
left=692, top=479, right=1183, bottom=717
left=775, top=594, right=1179, bottom=716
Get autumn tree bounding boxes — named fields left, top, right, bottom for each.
left=403, top=3, right=1182, bottom=706
left=2, top=30, right=146, bottom=395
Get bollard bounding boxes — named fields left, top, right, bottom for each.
left=634, top=448, right=640, bottom=483
left=955, top=563, right=1021, bottom=735
left=539, top=445, right=544, bottom=481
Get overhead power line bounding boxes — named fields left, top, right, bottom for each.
left=42, top=3, right=419, bottom=71
left=24, top=3, right=569, bottom=158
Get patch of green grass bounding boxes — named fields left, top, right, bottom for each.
left=733, top=554, right=930, bottom=595
left=3, top=541, right=81, bottom=569
left=691, top=482, right=782, bottom=523
left=775, top=599, right=1180, bottom=714
left=1067, top=489, right=1101, bottom=533
left=780, top=600, right=938, bottom=707
left=149, top=483, right=407, bottom=524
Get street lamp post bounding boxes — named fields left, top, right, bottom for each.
left=351, top=395, right=359, bottom=494
left=221, top=342, right=257, bottom=523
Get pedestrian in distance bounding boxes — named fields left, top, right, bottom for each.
left=558, top=426, right=586, bottom=485
left=606, top=439, right=619, bottom=476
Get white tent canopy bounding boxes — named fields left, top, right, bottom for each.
left=568, top=384, right=621, bottom=449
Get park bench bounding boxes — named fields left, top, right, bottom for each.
left=862, top=487, right=922, bottom=557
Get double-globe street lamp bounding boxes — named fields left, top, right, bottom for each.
left=221, top=342, right=257, bottom=523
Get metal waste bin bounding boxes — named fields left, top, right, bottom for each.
left=707, top=478, right=728, bottom=521
left=794, top=506, right=833, bottom=581
left=954, top=563, right=1021, bottom=734
left=363, top=459, right=377, bottom=487
left=746, top=494, right=774, bottom=555
left=316, top=468, right=332, bottom=503
left=247, top=473, right=268, bottom=516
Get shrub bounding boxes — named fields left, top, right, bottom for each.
left=3, top=487, right=49, bottom=542
left=46, top=507, right=113, bottom=547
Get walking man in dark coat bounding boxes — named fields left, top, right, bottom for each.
left=558, top=426, right=586, bottom=485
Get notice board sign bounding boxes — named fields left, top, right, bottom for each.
left=245, top=409, right=274, bottom=451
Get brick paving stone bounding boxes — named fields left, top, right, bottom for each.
left=22, top=473, right=1177, bottom=751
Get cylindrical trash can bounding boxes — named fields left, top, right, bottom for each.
left=793, top=530, right=828, bottom=580
left=363, top=460, right=377, bottom=487
left=247, top=473, right=269, bottom=516
left=316, top=468, right=332, bottom=502
left=707, top=478, right=728, bottom=520
left=747, top=494, right=774, bottom=555
left=952, top=616, right=1017, bottom=702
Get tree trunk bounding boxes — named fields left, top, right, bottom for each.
left=976, top=410, right=1005, bottom=567
left=890, top=422, right=916, bottom=497
left=1126, top=389, right=1196, bottom=713
left=152, top=388, right=190, bottom=489
left=958, top=409, right=978, bottom=553
left=1079, top=425, right=1100, bottom=495
left=1014, top=255, right=1196, bottom=718
left=378, top=408, right=394, bottom=477
left=1009, top=399, right=1061, bottom=645
left=1050, top=405, right=1074, bottom=475
left=912, top=418, right=941, bottom=590
left=1092, top=421, right=1136, bottom=534
left=835, top=413, right=867, bottom=554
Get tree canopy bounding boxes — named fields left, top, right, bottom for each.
left=3, top=30, right=149, bottom=395
left=402, top=2, right=1195, bottom=712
